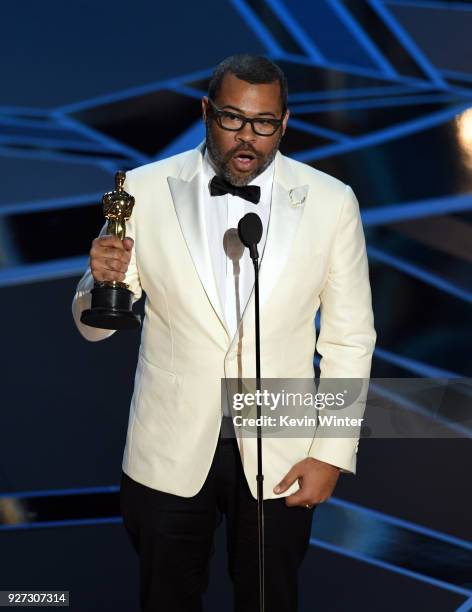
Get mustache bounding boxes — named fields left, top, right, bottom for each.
left=225, top=144, right=260, bottom=159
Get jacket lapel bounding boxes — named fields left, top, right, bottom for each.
left=259, top=153, right=309, bottom=309
left=167, top=144, right=309, bottom=351
left=167, top=144, right=229, bottom=337
left=227, top=151, right=309, bottom=354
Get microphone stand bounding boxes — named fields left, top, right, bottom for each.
left=237, top=212, right=265, bottom=612
left=255, top=256, right=265, bottom=612
left=250, top=244, right=264, bottom=612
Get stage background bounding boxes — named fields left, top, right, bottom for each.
left=0, top=1, right=471, bottom=610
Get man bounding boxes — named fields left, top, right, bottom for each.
left=72, top=54, right=376, bottom=611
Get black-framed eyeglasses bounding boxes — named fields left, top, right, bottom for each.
left=207, top=98, right=285, bottom=137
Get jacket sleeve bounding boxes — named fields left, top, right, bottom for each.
left=71, top=175, right=142, bottom=342
left=307, top=184, right=376, bottom=474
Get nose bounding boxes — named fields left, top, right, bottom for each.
left=236, top=120, right=256, bottom=144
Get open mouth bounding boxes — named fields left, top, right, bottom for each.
left=234, top=151, right=255, bottom=160
left=232, top=151, right=257, bottom=170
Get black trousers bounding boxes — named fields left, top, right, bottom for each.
left=119, top=423, right=315, bottom=611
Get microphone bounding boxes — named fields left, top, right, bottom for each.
left=223, top=228, right=245, bottom=274
left=223, top=228, right=245, bottom=335
left=238, top=211, right=265, bottom=610
left=238, top=213, right=263, bottom=261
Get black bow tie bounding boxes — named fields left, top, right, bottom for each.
left=209, top=175, right=260, bottom=204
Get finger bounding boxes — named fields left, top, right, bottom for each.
left=123, top=237, right=134, bottom=251
left=102, top=258, right=129, bottom=273
left=94, top=235, right=126, bottom=250
left=284, top=491, right=308, bottom=507
left=94, top=270, right=126, bottom=283
left=90, top=261, right=126, bottom=282
left=273, top=466, right=302, bottom=494
left=92, top=246, right=130, bottom=263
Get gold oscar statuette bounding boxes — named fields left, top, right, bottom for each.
left=80, top=171, right=141, bottom=330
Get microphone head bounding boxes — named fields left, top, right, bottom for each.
left=223, top=228, right=245, bottom=262
left=238, top=213, right=263, bottom=248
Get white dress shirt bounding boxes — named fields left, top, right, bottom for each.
left=201, top=148, right=275, bottom=416
left=202, top=149, right=274, bottom=336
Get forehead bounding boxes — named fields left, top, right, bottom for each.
left=215, top=73, right=282, bottom=114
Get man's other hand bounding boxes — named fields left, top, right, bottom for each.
left=273, top=457, right=341, bottom=507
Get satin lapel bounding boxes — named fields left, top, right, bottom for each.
left=167, top=147, right=229, bottom=336
left=227, top=152, right=309, bottom=353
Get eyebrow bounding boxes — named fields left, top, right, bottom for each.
left=220, top=104, right=278, bottom=118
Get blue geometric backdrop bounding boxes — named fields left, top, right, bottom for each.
left=0, top=1, right=471, bottom=610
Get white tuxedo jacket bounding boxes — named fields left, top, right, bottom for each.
left=72, top=144, right=376, bottom=500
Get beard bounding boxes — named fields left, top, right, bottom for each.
left=205, top=120, right=282, bottom=186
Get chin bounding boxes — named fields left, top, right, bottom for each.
left=223, top=165, right=261, bottom=187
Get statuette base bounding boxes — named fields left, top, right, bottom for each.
left=81, top=284, right=141, bottom=330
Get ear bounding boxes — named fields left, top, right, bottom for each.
left=281, top=108, right=290, bottom=136
left=202, top=96, right=209, bottom=122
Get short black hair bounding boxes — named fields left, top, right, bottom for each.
left=208, top=54, right=288, bottom=114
